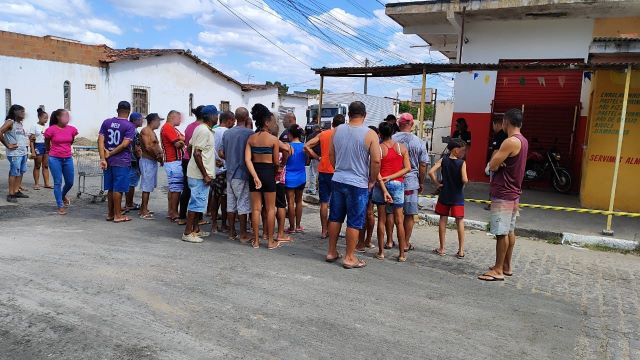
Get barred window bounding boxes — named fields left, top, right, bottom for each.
left=4, top=89, right=11, bottom=115
left=220, top=101, right=230, bottom=112
left=132, top=86, right=149, bottom=115
left=63, top=81, right=71, bottom=110
left=189, top=93, right=194, bottom=116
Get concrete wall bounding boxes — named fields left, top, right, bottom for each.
left=431, top=100, right=454, bottom=154
left=455, top=18, right=594, bottom=114
left=106, top=54, right=247, bottom=132
left=278, top=95, right=309, bottom=125
left=1, top=55, right=109, bottom=138
left=1, top=54, right=282, bottom=137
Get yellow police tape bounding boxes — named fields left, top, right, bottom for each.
left=418, top=195, right=640, bottom=218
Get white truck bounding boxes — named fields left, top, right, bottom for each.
left=306, top=93, right=397, bottom=130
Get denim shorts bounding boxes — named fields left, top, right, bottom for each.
left=8, top=155, right=28, bottom=176
left=34, top=143, right=46, bottom=155
left=129, top=166, right=140, bottom=188
left=187, top=177, right=210, bottom=213
left=490, top=198, right=519, bottom=236
left=139, top=158, right=158, bottom=193
left=164, top=160, right=184, bottom=193
left=328, top=180, right=369, bottom=230
left=104, top=166, right=130, bottom=193
left=372, top=180, right=405, bottom=208
left=318, top=172, right=333, bottom=203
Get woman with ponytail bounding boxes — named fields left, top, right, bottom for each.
left=244, top=103, right=281, bottom=250
left=29, top=108, right=52, bottom=190
left=44, top=109, right=78, bottom=215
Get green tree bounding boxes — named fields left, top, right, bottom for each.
left=304, top=88, right=320, bottom=95
left=399, top=102, right=433, bottom=120
left=266, top=81, right=289, bottom=95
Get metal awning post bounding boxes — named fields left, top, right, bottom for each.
left=419, top=66, right=427, bottom=139
left=603, top=64, right=632, bottom=236
left=318, top=75, right=324, bottom=124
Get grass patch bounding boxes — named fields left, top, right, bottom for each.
left=581, top=243, right=640, bottom=255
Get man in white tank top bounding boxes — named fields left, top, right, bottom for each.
left=326, top=101, right=381, bottom=269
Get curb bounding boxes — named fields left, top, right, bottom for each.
left=419, top=213, right=639, bottom=251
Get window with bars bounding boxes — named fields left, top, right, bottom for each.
left=85, top=83, right=96, bottom=90
left=4, top=89, right=11, bottom=115
left=189, top=93, right=194, bottom=116
left=131, top=86, right=149, bottom=115
left=63, top=81, right=71, bottom=110
left=220, top=101, right=230, bottom=112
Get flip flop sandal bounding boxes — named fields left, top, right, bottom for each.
left=355, top=248, right=366, bottom=253
left=113, top=216, right=132, bottom=223
left=374, top=253, right=385, bottom=260
left=44, top=186, right=54, bottom=189
left=285, top=229, right=296, bottom=234
left=325, top=253, right=342, bottom=263
left=365, top=244, right=376, bottom=249
left=251, top=241, right=260, bottom=249
left=139, top=214, right=155, bottom=220
left=295, top=227, right=305, bottom=233
left=504, top=272, right=513, bottom=277
left=198, top=220, right=211, bottom=225
left=456, top=252, right=465, bottom=259
left=432, top=249, right=446, bottom=256
left=268, top=242, right=283, bottom=250
left=342, top=260, right=367, bottom=269
left=277, top=237, right=293, bottom=242
left=106, top=217, right=114, bottom=222
left=478, top=273, right=505, bottom=282
left=405, top=244, right=416, bottom=251
left=396, top=256, right=407, bottom=262
left=33, top=186, right=41, bottom=190
left=384, top=242, right=396, bottom=249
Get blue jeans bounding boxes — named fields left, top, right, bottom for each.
left=328, top=180, right=369, bottom=230
left=48, top=156, right=74, bottom=208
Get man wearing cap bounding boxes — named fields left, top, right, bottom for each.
left=161, top=110, right=185, bottom=222
left=139, top=113, right=164, bottom=219
left=124, top=112, right=144, bottom=213
left=182, top=105, right=218, bottom=243
left=391, top=113, right=429, bottom=250
left=98, top=101, right=137, bottom=223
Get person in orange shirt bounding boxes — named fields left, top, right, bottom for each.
left=304, top=114, right=346, bottom=239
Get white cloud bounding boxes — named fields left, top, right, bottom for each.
left=0, top=3, right=47, bottom=19
left=309, top=8, right=373, bottom=37
left=82, top=18, right=122, bottom=35
left=169, top=40, right=216, bottom=59
left=0, top=0, right=118, bottom=46
left=108, top=0, right=215, bottom=19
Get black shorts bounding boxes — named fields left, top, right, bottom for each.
left=212, top=172, right=227, bottom=197
left=249, top=162, right=276, bottom=193
left=276, top=183, right=287, bottom=209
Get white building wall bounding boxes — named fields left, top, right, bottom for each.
left=454, top=18, right=594, bottom=115
left=106, top=54, right=245, bottom=132
left=0, top=55, right=109, bottom=138
left=278, top=95, right=309, bottom=124
left=431, top=100, right=455, bottom=154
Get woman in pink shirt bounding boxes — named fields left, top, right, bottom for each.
left=44, top=109, right=78, bottom=215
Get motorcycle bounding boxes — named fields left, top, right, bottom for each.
left=525, top=150, right=572, bottom=193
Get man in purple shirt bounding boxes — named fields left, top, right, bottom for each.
left=98, top=101, right=137, bottom=223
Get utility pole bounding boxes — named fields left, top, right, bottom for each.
left=364, top=58, right=369, bottom=94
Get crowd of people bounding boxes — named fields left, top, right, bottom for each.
left=2, top=100, right=528, bottom=279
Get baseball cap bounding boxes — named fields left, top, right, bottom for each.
left=201, top=105, right=219, bottom=116
left=117, top=101, right=131, bottom=111
left=145, top=113, right=164, bottom=122
left=398, top=112, right=414, bottom=125
left=129, top=112, right=143, bottom=122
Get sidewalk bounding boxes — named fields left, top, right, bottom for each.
left=458, top=182, right=639, bottom=242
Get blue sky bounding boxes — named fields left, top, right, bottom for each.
left=0, top=0, right=453, bottom=99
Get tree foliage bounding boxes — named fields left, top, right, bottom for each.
left=266, top=81, right=289, bottom=95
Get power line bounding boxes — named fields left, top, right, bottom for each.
left=215, top=0, right=311, bottom=68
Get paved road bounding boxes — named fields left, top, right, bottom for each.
left=1, top=181, right=638, bottom=359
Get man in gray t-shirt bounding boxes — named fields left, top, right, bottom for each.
left=391, top=113, right=429, bottom=250
left=219, top=107, right=254, bottom=242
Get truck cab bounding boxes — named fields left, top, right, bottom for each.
left=306, top=103, right=347, bottom=130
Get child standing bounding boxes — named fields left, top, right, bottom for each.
left=428, top=138, right=468, bottom=258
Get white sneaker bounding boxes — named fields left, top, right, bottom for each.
left=182, top=233, right=203, bottom=243
left=196, top=231, right=210, bottom=237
